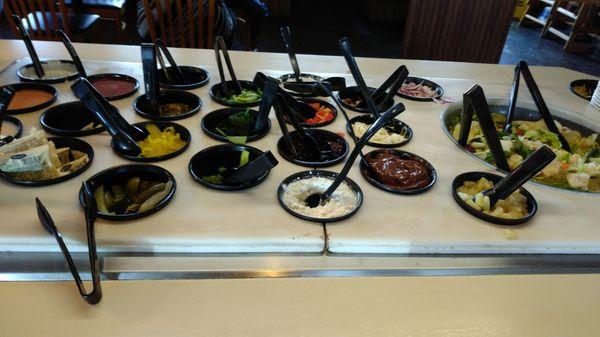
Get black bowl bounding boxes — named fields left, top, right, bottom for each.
left=134, top=90, right=201, bottom=121
left=360, top=149, right=436, bottom=195
left=79, top=164, right=176, bottom=221
left=347, top=115, right=413, bottom=148
left=1, top=115, right=24, bottom=139
left=569, top=79, right=598, bottom=101
left=277, top=170, right=363, bottom=223
left=158, top=65, right=210, bottom=90
left=112, top=121, right=191, bottom=162
left=1, top=82, right=58, bottom=115
left=189, top=144, right=270, bottom=191
left=451, top=171, right=537, bottom=226
left=0, top=137, right=94, bottom=186
left=283, top=98, right=337, bottom=128
left=201, top=107, right=270, bottom=143
left=278, top=73, right=324, bottom=97
left=88, top=73, right=139, bottom=101
left=40, top=101, right=105, bottom=137
left=337, top=86, right=394, bottom=113
left=397, top=76, right=444, bottom=102
left=209, top=80, right=262, bottom=108
left=17, top=60, right=78, bottom=83
left=277, top=129, right=349, bottom=168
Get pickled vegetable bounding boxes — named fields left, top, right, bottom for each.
left=93, top=177, right=173, bottom=215
left=137, top=124, right=186, bottom=158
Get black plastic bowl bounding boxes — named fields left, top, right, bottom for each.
left=17, top=59, right=78, bottom=83
left=79, top=164, right=176, bottom=221
left=201, top=107, right=270, bottom=143
left=278, top=73, right=324, bottom=97
left=87, top=73, right=139, bottom=101
left=283, top=98, right=337, bottom=128
left=277, top=170, right=364, bottom=223
left=451, top=171, right=537, bottom=226
left=0, top=137, right=94, bottom=187
left=360, top=149, right=436, bottom=195
left=337, top=86, right=394, bottom=113
left=569, top=79, right=598, bottom=101
left=1, top=115, right=24, bottom=139
left=134, top=90, right=201, bottom=121
left=397, top=76, right=444, bottom=102
left=40, top=101, right=105, bottom=137
left=1, top=82, right=58, bottom=115
left=277, top=129, right=349, bottom=168
left=158, top=65, right=210, bottom=90
left=112, top=121, right=191, bottom=162
left=347, top=115, right=413, bottom=148
left=209, top=80, right=262, bottom=108
left=189, top=144, right=270, bottom=191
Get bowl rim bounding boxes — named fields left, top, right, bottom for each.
left=17, top=59, right=79, bottom=84
left=396, top=76, right=444, bottom=102
left=209, top=80, right=261, bottom=108
left=200, top=107, right=270, bottom=143
left=276, top=129, right=349, bottom=168
left=133, top=90, right=202, bottom=121
left=111, top=121, right=191, bottom=162
left=158, top=65, right=211, bottom=90
left=40, top=101, right=106, bottom=137
left=2, top=82, right=58, bottom=115
left=87, top=73, right=140, bottom=101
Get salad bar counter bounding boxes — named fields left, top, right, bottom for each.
left=0, top=39, right=599, bottom=257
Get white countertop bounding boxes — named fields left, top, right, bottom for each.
left=0, top=40, right=598, bottom=254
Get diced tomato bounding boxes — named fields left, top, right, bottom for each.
left=561, top=162, right=570, bottom=170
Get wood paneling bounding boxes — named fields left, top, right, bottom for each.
left=402, top=0, right=515, bottom=63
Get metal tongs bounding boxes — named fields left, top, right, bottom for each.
left=458, top=85, right=510, bottom=172
left=505, top=60, right=571, bottom=152
left=36, top=182, right=102, bottom=304
left=214, top=36, right=242, bottom=97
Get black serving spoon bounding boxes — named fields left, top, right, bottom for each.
left=280, top=26, right=301, bottom=81
left=370, top=65, right=408, bottom=108
left=253, top=76, right=278, bottom=134
left=141, top=43, right=160, bottom=114
left=276, top=93, right=321, bottom=161
left=305, top=102, right=405, bottom=208
left=11, top=15, right=44, bottom=79
left=156, top=38, right=185, bottom=84
left=35, top=182, right=102, bottom=305
left=72, top=78, right=144, bottom=156
left=0, top=86, right=16, bottom=145
left=459, top=85, right=510, bottom=172
left=478, top=146, right=556, bottom=208
left=254, top=72, right=316, bottom=119
left=215, top=36, right=242, bottom=96
left=273, top=97, right=299, bottom=158
left=339, top=37, right=382, bottom=118
left=56, top=29, right=87, bottom=78
left=223, top=150, right=279, bottom=185
left=505, top=61, right=571, bottom=152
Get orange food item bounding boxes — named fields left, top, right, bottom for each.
left=305, top=103, right=334, bottom=125
left=8, top=89, right=54, bottom=110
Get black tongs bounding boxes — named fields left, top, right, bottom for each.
left=36, top=182, right=102, bottom=305
left=282, top=76, right=347, bottom=96
left=458, top=84, right=510, bottom=172
left=156, top=38, right=185, bottom=83
left=214, top=36, right=242, bottom=96
left=11, top=15, right=44, bottom=79
left=505, top=60, right=571, bottom=152
left=254, top=72, right=316, bottom=119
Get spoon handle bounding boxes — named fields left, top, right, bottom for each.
left=141, top=43, right=159, bottom=108
left=216, top=36, right=242, bottom=93
left=214, top=37, right=229, bottom=97
left=321, top=103, right=404, bottom=201
left=519, top=61, right=571, bottom=152
left=156, top=38, right=185, bottom=82
left=56, top=29, right=87, bottom=78
left=224, top=151, right=279, bottom=185
left=486, top=146, right=556, bottom=206
left=273, top=95, right=299, bottom=157
left=0, top=86, right=16, bottom=136
left=280, top=26, right=300, bottom=80
left=464, top=85, right=510, bottom=172
left=254, top=77, right=278, bottom=133
left=11, top=15, right=44, bottom=79
left=504, top=63, right=520, bottom=134
left=339, top=37, right=381, bottom=118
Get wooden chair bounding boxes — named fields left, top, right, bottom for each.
left=540, top=1, right=599, bottom=53
left=63, top=0, right=127, bottom=42
left=3, top=0, right=100, bottom=41
left=140, top=0, right=217, bottom=49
